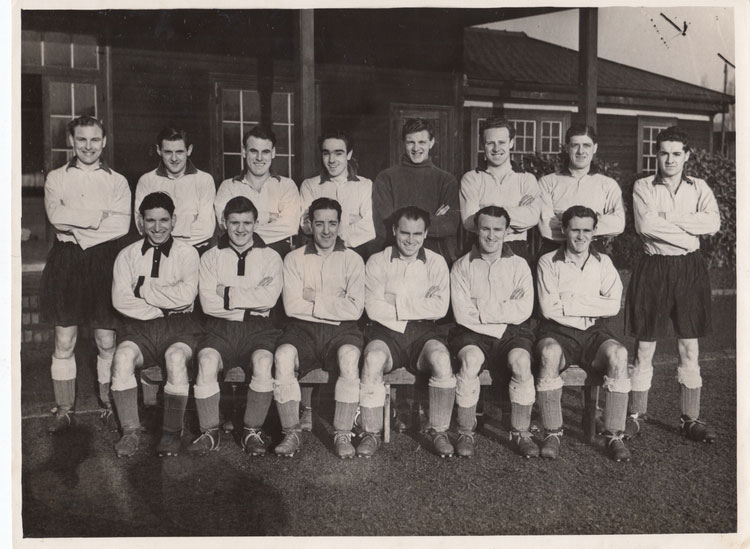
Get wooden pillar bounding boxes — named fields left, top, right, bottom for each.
left=578, top=8, right=598, bottom=130
left=254, top=13, right=274, bottom=129
left=295, top=9, right=316, bottom=180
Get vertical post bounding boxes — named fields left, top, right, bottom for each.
left=721, top=63, right=727, bottom=156
left=254, top=13, right=274, bottom=129
left=295, top=9, right=316, bottom=180
left=578, top=8, right=598, bottom=130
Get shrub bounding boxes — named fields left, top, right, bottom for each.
left=517, top=151, right=736, bottom=270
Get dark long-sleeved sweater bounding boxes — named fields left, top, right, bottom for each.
left=372, top=155, right=460, bottom=262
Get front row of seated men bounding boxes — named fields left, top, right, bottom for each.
left=108, top=189, right=637, bottom=463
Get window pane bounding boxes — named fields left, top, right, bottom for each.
left=271, top=93, right=291, bottom=122
left=223, top=155, right=241, bottom=180
left=73, top=42, right=98, bottom=69
left=49, top=82, right=72, bottom=115
left=242, top=90, right=261, bottom=123
left=43, top=33, right=71, bottom=67
left=50, top=118, right=70, bottom=149
left=222, top=89, right=240, bottom=121
left=272, top=156, right=289, bottom=177
left=22, top=31, right=41, bottom=66
left=74, top=83, right=96, bottom=117
left=274, top=124, right=289, bottom=154
left=223, top=122, right=242, bottom=153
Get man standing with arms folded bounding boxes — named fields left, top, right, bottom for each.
left=188, top=196, right=283, bottom=456
left=536, top=206, right=632, bottom=462
left=537, top=125, right=624, bottom=256
left=135, top=127, right=216, bottom=255
left=449, top=206, right=536, bottom=458
left=372, top=118, right=460, bottom=264
left=626, top=127, right=720, bottom=443
left=299, top=131, right=375, bottom=258
left=41, top=115, right=131, bottom=433
left=272, top=197, right=365, bottom=458
left=357, top=207, right=452, bottom=458
left=214, top=126, right=300, bottom=258
left=110, top=192, right=202, bottom=458
left=460, top=118, right=540, bottom=260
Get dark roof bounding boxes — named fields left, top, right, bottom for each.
left=465, top=27, right=733, bottom=105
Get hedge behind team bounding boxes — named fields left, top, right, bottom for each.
left=41, top=115, right=721, bottom=463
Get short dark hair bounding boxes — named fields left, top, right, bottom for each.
left=561, top=205, right=598, bottom=229
left=139, top=192, right=175, bottom=217
left=157, top=126, right=190, bottom=148
left=565, top=124, right=598, bottom=145
left=318, top=131, right=353, bottom=153
left=68, top=115, right=106, bottom=138
left=223, top=196, right=257, bottom=221
left=474, top=205, right=510, bottom=230
left=393, top=206, right=431, bottom=230
left=309, top=197, right=342, bottom=222
left=480, top=117, right=516, bottom=142
left=655, top=126, right=690, bottom=152
left=402, top=118, right=434, bottom=141
left=243, top=125, right=277, bottom=149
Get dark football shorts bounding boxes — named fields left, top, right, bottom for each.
left=277, top=319, right=363, bottom=375
left=448, top=323, right=535, bottom=373
left=197, top=316, right=280, bottom=375
left=535, top=319, right=619, bottom=371
left=626, top=250, right=711, bottom=340
left=365, top=320, right=449, bottom=375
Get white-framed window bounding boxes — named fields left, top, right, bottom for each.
left=48, top=81, right=98, bottom=170
left=510, top=120, right=536, bottom=162
left=541, top=120, right=563, bottom=154
left=641, top=124, right=668, bottom=175
left=220, top=88, right=295, bottom=179
left=22, top=31, right=100, bottom=70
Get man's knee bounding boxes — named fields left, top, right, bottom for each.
left=274, top=344, right=297, bottom=378
left=604, top=342, right=629, bottom=378
left=362, top=342, right=389, bottom=382
left=536, top=339, right=563, bottom=377
left=337, top=345, right=361, bottom=379
left=251, top=350, right=274, bottom=378
left=507, top=348, right=532, bottom=380
left=197, top=348, right=222, bottom=384
left=94, top=329, right=117, bottom=356
left=112, top=343, right=139, bottom=379
left=424, top=341, right=452, bottom=379
left=164, top=344, right=190, bottom=382
left=457, top=346, right=484, bottom=380
left=54, top=326, right=78, bottom=358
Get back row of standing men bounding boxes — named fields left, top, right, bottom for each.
left=42, top=115, right=720, bottom=462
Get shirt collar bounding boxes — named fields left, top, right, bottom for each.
left=232, top=171, right=281, bottom=183
left=320, top=169, right=360, bottom=184
left=141, top=236, right=174, bottom=257
left=155, top=158, right=198, bottom=178
left=558, top=163, right=600, bottom=177
left=217, top=231, right=266, bottom=250
left=303, top=237, right=348, bottom=255
left=552, top=244, right=600, bottom=263
left=66, top=157, right=112, bottom=174
left=652, top=172, right=694, bottom=186
left=390, top=244, right=427, bottom=263
left=468, top=243, right=514, bottom=262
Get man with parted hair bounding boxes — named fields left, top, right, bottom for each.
left=535, top=205, right=632, bottom=462
left=135, top=126, right=217, bottom=254
left=449, top=205, right=536, bottom=458
left=214, top=125, right=300, bottom=258
left=41, top=115, right=131, bottom=433
left=537, top=124, right=624, bottom=256
left=299, top=130, right=375, bottom=257
left=372, top=118, right=460, bottom=264
left=109, top=192, right=202, bottom=458
left=459, top=118, right=540, bottom=260
left=358, top=206, right=453, bottom=458
left=272, top=197, right=366, bottom=458
left=188, top=196, right=283, bottom=455
left=626, top=126, right=720, bottom=443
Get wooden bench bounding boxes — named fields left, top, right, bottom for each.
left=140, top=364, right=601, bottom=443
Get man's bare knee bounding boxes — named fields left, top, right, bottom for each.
left=197, top=348, right=222, bottom=385
left=457, top=346, right=484, bottom=379
left=274, top=344, right=298, bottom=379
left=508, top=348, right=532, bottom=381
left=337, top=344, right=361, bottom=379
left=94, top=329, right=117, bottom=357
